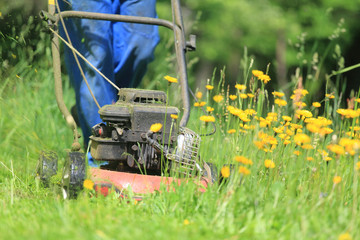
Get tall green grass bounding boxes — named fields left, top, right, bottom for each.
left=1, top=58, right=359, bottom=240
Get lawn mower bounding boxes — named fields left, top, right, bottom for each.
left=37, top=0, right=217, bottom=199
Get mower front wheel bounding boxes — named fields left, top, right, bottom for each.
left=203, top=162, right=218, bottom=184
left=36, top=151, right=58, bottom=187
left=62, top=151, right=86, bottom=199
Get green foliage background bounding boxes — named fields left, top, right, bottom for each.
left=177, top=0, right=360, bottom=83
left=1, top=0, right=360, bottom=93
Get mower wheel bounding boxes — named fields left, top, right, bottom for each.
left=203, top=162, right=218, bottom=184
left=62, top=151, right=86, bottom=199
left=36, top=151, right=58, bottom=187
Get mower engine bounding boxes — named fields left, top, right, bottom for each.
left=90, top=88, right=201, bottom=176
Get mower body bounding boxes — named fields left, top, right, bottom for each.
left=90, top=88, right=179, bottom=173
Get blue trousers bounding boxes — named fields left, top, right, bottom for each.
left=59, top=0, right=159, bottom=147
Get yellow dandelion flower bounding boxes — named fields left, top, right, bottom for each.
left=227, top=129, right=236, bottom=134
left=229, top=95, right=237, bottom=100
left=227, top=105, right=235, bottom=112
left=83, top=179, right=94, bottom=190
left=235, top=84, right=246, bottom=90
left=164, top=75, right=178, bottom=83
left=307, top=157, right=314, bottom=161
left=213, top=95, right=224, bottom=103
left=200, top=115, right=215, bottom=123
left=278, top=133, right=288, bottom=139
left=338, top=233, right=352, bottom=240
left=350, top=126, right=360, bottom=131
left=205, top=85, right=214, bottom=90
left=240, top=93, right=248, bottom=99
left=333, top=176, right=342, bottom=184
left=195, top=91, right=203, bottom=99
left=296, top=110, right=313, bottom=118
left=272, top=91, right=285, bottom=98
left=245, top=108, right=256, bottom=115
left=326, top=93, right=335, bottom=99
left=234, top=156, right=253, bottom=165
left=324, top=156, right=332, bottom=161
left=266, top=112, right=278, bottom=121
left=294, top=133, right=311, bottom=145
left=319, top=127, right=333, bottom=136
left=294, top=150, right=300, bottom=156
left=293, top=89, right=309, bottom=96
left=301, top=144, right=314, bottom=150
left=238, top=166, right=251, bottom=175
left=254, top=140, right=264, bottom=150
left=264, top=159, right=275, bottom=169
left=327, top=144, right=345, bottom=155
left=307, top=123, right=320, bottom=133
left=317, top=149, right=328, bottom=158
left=221, top=166, right=230, bottom=178
left=312, top=102, right=321, bottom=108
left=259, top=118, right=271, bottom=128
left=170, top=114, right=178, bottom=120
left=247, top=93, right=255, bottom=98
left=206, top=107, right=214, bottom=112
left=337, top=109, right=359, bottom=118
left=150, top=123, right=163, bottom=133
left=242, top=158, right=253, bottom=165
left=282, top=116, right=292, bottom=122
left=194, top=101, right=206, bottom=107
left=339, top=138, right=360, bottom=155
left=273, top=126, right=284, bottom=134
left=286, top=129, right=295, bottom=136
left=243, top=124, right=255, bottom=130
left=252, top=70, right=264, bottom=77
left=275, top=98, right=287, bottom=106
left=295, top=101, right=307, bottom=107
left=337, top=108, right=347, bottom=116
left=258, top=74, right=271, bottom=84
left=183, top=219, right=190, bottom=225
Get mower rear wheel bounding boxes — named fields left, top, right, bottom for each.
left=36, top=151, right=58, bottom=187
left=62, top=151, right=86, bottom=199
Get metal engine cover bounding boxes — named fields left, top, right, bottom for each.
left=90, top=88, right=179, bottom=171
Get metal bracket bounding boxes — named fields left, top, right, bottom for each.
left=39, top=10, right=57, bottom=32
left=186, top=34, right=196, bottom=52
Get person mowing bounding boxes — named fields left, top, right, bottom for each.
left=58, top=0, right=160, bottom=165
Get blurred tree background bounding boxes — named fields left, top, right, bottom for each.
left=1, top=0, right=360, bottom=101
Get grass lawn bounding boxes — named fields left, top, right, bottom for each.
left=1, top=50, right=359, bottom=240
